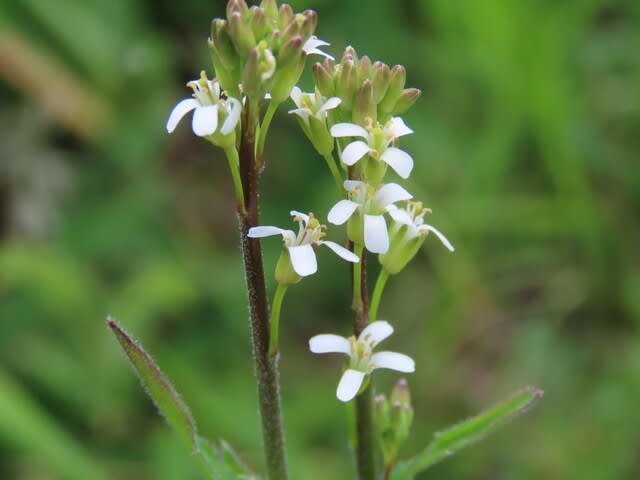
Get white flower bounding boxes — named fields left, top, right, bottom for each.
left=302, top=36, right=334, bottom=60
left=387, top=201, right=455, bottom=252
left=309, top=321, right=415, bottom=402
left=288, top=87, right=341, bottom=123
left=327, top=180, right=412, bottom=254
left=166, top=71, right=242, bottom=137
left=248, top=210, right=359, bottom=277
left=330, top=117, right=414, bottom=178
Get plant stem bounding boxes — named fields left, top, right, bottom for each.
left=323, top=153, right=345, bottom=194
left=369, top=268, right=390, bottom=322
left=238, top=98, right=288, bottom=480
left=268, top=283, right=288, bottom=356
left=223, top=146, right=246, bottom=215
left=351, top=244, right=377, bottom=480
left=256, top=100, right=279, bottom=159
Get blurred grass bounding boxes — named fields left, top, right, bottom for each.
left=1, top=0, right=639, bottom=479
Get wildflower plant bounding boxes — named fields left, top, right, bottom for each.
left=106, top=1, right=543, bottom=479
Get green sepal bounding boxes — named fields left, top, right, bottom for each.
left=274, top=247, right=302, bottom=285
left=379, top=65, right=406, bottom=116
left=390, top=387, right=544, bottom=479
left=313, top=62, right=335, bottom=97
left=392, top=88, right=421, bottom=116
left=308, top=114, right=334, bottom=155
left=353, top=79, right=376, bottom=126
left=379, top=224, right=424, bottom=275
left=347, top=210, right=364, bottom=246
left=270, top=51, right=304, bottom=104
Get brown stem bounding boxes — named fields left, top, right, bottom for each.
left=238, top=99, right=288, bottom=480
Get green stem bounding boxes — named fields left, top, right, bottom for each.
left=323, top=153, right=345, bottom=195
left=268, top=283, right=288, bottom=356
left=351, top=243, right=377, bottom=480
left=369, top=268, right=390, bottom=322
left=223, top=146, right=246, bottom=215
left=256, top=101, right=279, bottom=159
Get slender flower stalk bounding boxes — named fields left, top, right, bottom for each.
left=269, top=283, right=288, bottom=356
left=369, top=268, right=390, bottom=323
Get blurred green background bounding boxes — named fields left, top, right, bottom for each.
left=1, top=0, right=639, bottom=479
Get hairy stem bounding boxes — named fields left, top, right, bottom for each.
left=352, top=245, right=376, bottom=480
left=268, top=283, right=288, bottom=356
left=238, top=98, right=288, bottom=480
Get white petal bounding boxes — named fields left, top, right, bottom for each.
left=166, top=98, right=198, bottom=133
left=309, top=334, right=351, bottom=354
left=220, top=98, right=242, bottom=135
left=341, top=141, right=371, bottom=166
left=289, top=210, right=310, bottom=223
left=388, top=117, right=413, bottom=137
left=381, top=148, right=414, bottom=179
left=288, top=244, right=317, bottom=276
left=364, top=214, right=389, bottom=253
left=336, top=369, right=366, bottom=402
left=370, top=351, right=415, bottom=372
left=375, top=183, right=413, bottom=207
left=192, top=105, right=219, bottom=136
left=303, top=36, right=330, bottom=50
left=288, top=108, right=312, bottom=121
left=386, top=205, right=413, bottom=225
left=343, top=180, right=366, bottom=193
left=327, top=200, right=360, bottom=225
left=319, top=241, right=360, bottom=263
left=420, top=224, right=455, bottom=252
left=247, top=226, right=288, bottom=238
left=330, top=123, right=369, bottom=139
left=306, top=48, right=334, bottom=60
left=358, top=320, right=394, bottom=346
left=290, top=86, right=303, bottom=108
left=317, top=97, right=341, bottom=115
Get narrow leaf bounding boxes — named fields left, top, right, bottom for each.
left=392, top=386, right=543, bottom=479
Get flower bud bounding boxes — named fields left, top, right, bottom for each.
left=379, top=223, right=423, bottom=275
left=343, top=45, right=359, bottom=63
left=227, top=0, right=249, bottom=18
left=229, top=11, right=256, bottom=57
left=307, top=114, right=334, bottom=155
left=275, top=248, right=303, bottom=285
left=249, top=6, right=268, bottom=40
left=336, top=59, right=357, bottom=110
left=390, top=379, right=413, bottom=449
left=242, top=47, right=263, bottom=98
left=261, top=0, right=278, bottom=20
left=300, top=10, right=318, bottom=39
left=278, top=34, right=303, bottom=67
left=270, top=49, right=305, bottom=103
left=358, top=55, right=372, bottom=82
left=392, top=88, right=421, bottom=115
left=210, top=19, right=237, bottom=69
left=313, top=62, right=335, bottom=97
left=379, top=65, right=406, bottom=115
left=353, top=79, right=376, bottom=126
left=278, top=3, right=294, bottom=29
left=208, top=40, right=240, bottom=97
left=371, top=61, right=391, bottom=103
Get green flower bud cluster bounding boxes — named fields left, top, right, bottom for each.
left=209, top=0, right=319, bottom=103
left=313, top=46, right=421, bottom=126
left=375, top=379, right=414, bottom=467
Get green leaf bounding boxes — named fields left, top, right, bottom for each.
left=108, top=316, right=252, bottom=479
left=391, top=386, right=543, bottom=479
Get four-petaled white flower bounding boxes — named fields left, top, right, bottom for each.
left=309, top=321, right=415, bottom=402
left=330, top=117, right=414, bottom=179
left=248, top=210, right=359, bottom=277
left=328, top=180, right=413, bottom=254
left=166, top=71, right=242, bottom=137
left=289, top=87, right=341, bottom=123
left=387, top=201, right=455, bottom=252
left=302, top=36, right=334, bottom=60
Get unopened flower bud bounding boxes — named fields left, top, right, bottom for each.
left=392, top=88, right=421, bottom=116
left=371, top=61, right=391, bottom=103
left=227, top=0, right=249, bottom=18
left=300, top=10, right=318, bottom=39
left=390, top=379, right=413, bottom=448
left=210, top=20, right=237, bottom=68
left=337, top=59, right=357, bottom=110
left=343, top=45, right=358, bottom=63
left=358, top=55, right=372, bottom=82
left=229, top=11, right=256, bottom=57
left=249, top=6, right=267, bottom=40
left=353, top=79, right=376, bottom=126
left=270, top=50, right=305, bottom=103
left=242, top=47, right=262, bottom=97
left=313, top=62, right=335, bottom=97
left=379, top=65, right=406, bottom=115
left=278, top=3, right=294, bottom=29
left=261, top=0, right=278, bottom=20
left=308, top=114, right=334, bottom=155
left=208, top=40, right=240, bottom=97
left=278, top=34, right=303, bottom=67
